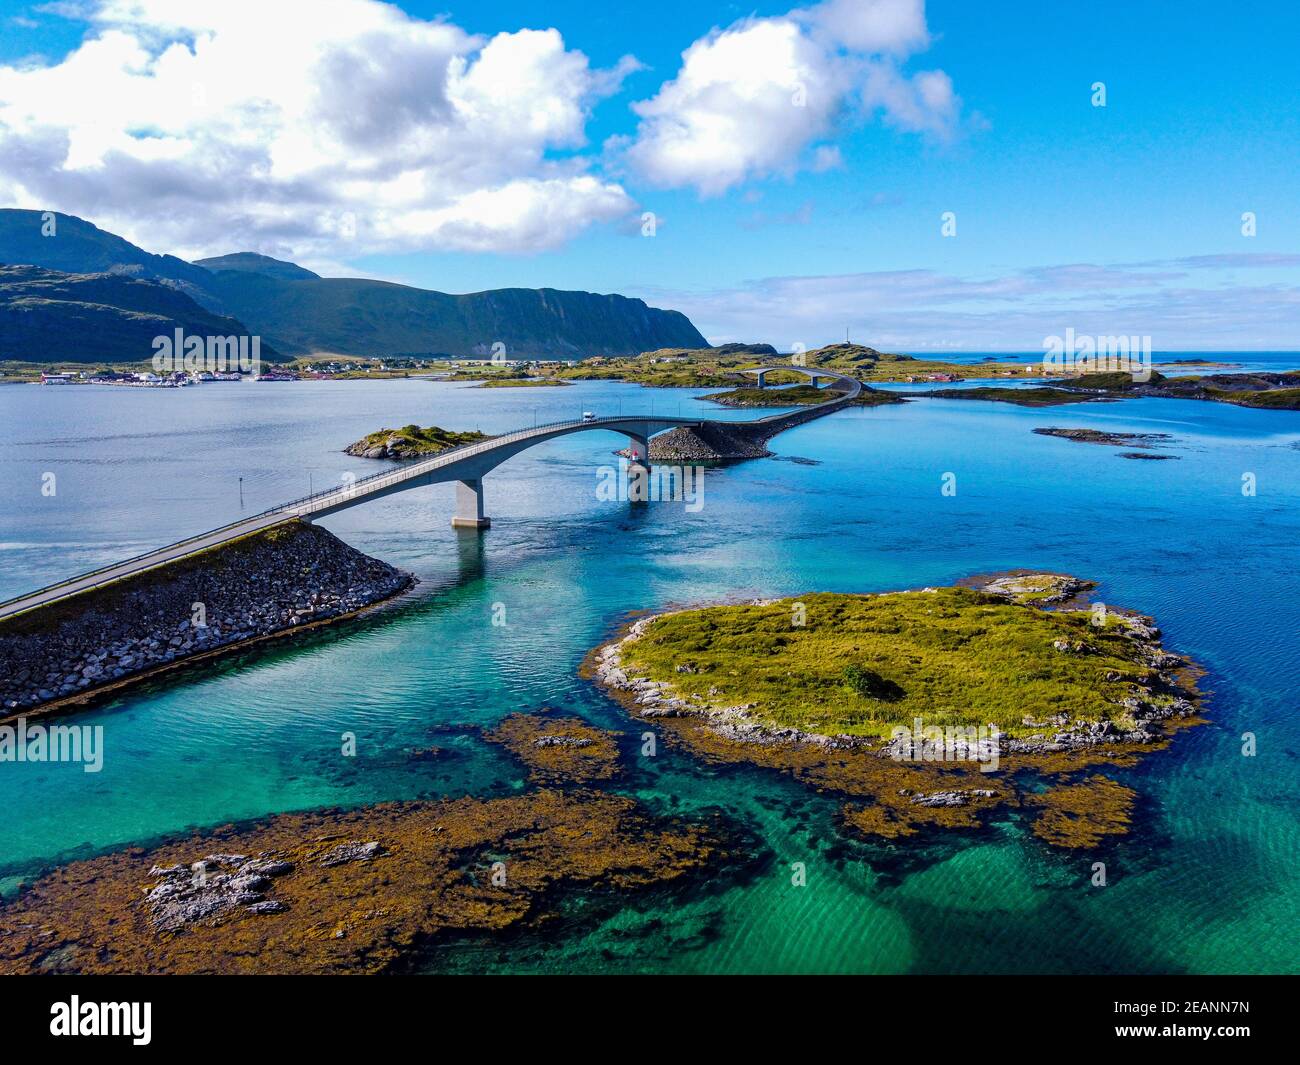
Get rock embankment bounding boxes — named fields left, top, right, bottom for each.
left=648, top=381, right=864, bottom=461
left=0, top=520, right=415, bottom=719
left=645, top=421, right=775, bottom=461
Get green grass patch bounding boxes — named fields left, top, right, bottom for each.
left=700, top=384, right=831, bottom=406
left=1207, top=387, right=1300, bottom=409
left=620, top=587, right=1157, bottom=738
left=477, top=378, right=570, bottom=388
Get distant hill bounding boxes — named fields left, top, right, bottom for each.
left=0, top=208, right=711, bottom=360
left=0, top=210, right=221, bottom=311
left=0, top=265, right=284, bottom=364
left=193, top=252, right=320, bottom=281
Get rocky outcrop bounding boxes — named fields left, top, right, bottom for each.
left=343, top=425, right=488, bottom=461
left=905, top=789, right=997, bottom=807
left=146, top=854, right=295, bottom=932
left=1033, top=427, right=1174, bottom=451
left=0, top=790, right=732, bottom=974
left=0, top=520, right=415, bottom=719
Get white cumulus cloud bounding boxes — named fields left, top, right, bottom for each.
left=0, top=0, right=640, bottom=260
left=618, top=0, right=963, bottom=196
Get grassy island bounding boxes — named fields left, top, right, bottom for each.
left=919, top=386, right=1098, bottom=407
left=476, top=377, right=570, bottom=388
left=591, top=573, right=1202, bottom=848
left=344, top=424, right=490, bottom=460
left=616, top=584, right=1171, bottom=739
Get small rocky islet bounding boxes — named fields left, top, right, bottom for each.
left=343, top=423, right=490, bottom=460
left=1033, top=426, right=1180, bottom=458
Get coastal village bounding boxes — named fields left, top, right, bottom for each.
left=34, top=355, right=579, bottom=386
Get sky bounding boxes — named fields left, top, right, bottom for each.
left=1, top=0, right=1299, bottom=350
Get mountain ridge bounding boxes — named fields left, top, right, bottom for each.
left=0, top=209, right=710, bottom=360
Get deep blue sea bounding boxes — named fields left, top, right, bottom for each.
left=1, top=360, right=1297, bottom=973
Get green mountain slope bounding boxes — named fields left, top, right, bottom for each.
left=200, top=268, right=708, bottom=358
left=0, top=265, right=284, bottom=364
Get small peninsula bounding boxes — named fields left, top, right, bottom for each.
left=344, top=424, right=490, bottom=460
left=917, top=370, right=1300, bottom=410
left=917, top=386, right=1099, bottom=407
left=476, top=377, right=570, bottom=388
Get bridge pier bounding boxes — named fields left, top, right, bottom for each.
left=451, top=478, right=491, bottom=529
left=624, top=435, right=651, bottom=503
left=624, top=435, right=651, bottom=469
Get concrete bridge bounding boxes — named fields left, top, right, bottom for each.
left=744, top=366, right=836, bottom=388
left=0, top=365, right=859, bottom=621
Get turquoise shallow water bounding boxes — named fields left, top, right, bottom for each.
left=1, top=373, right=1297, bottom=973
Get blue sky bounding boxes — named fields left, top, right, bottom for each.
left=1, top=0, right=1299, bottom=349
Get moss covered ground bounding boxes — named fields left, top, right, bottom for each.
left=619, top=587, right=1158, bottom=738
